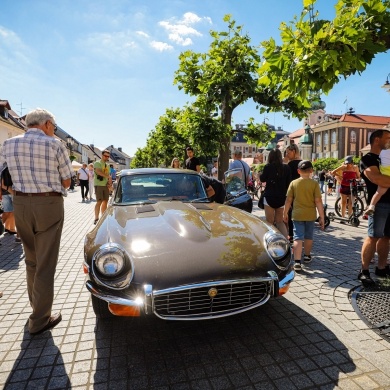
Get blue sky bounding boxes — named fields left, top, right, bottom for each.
left=1, top=0, right=389, bottom=156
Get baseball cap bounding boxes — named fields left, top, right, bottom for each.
left=297, top=160, right=313, bottom=170
left=344, top=155, right=353, bottom=164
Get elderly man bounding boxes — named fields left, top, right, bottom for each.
left=229, top=150, right=251, bottom=187
left=0, top=108, right=73, bottom=335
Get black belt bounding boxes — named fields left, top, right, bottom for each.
left=15, top=191, right=62, bottom=197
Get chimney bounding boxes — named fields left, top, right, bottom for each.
left=118, top=147, right=122, bottom=152
left=90, top=144, right=94, bottom=149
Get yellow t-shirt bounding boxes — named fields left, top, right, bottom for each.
left=286, top=177, right=321, bottom=221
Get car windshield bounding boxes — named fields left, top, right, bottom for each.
left=225, top=168, right=246, bottom=195
left=114, top=173, right=208, bottom=204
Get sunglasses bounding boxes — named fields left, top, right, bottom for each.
left=103, top=154, right=110, bottom=158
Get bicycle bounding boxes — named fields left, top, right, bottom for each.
left=333, top=178, right=364, bottom=220
left=356, top=180, right=368, bottom=207
left=247, top=180, right=264, bottom=200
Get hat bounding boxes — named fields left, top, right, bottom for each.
left=344, top=155, right=353, bottom=164
left=297, top=160, right=313, bottom=170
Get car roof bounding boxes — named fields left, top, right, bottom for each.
left=118, top=168, right=200, bottom=176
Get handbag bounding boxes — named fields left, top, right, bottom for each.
left=258, top=191, right=265, bottom=209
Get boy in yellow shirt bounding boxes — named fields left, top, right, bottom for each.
left=283, top=160, right=325, bottom=271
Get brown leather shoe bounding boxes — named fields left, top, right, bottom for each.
left=0, top=292, right=3, bottom=298
left=30, top=313, right=62, bottom=335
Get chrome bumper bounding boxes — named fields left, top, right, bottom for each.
left=86, top=269, right=294, bottom=319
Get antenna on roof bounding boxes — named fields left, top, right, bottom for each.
left=16, top=102, right=25, bottom=117
left=347, top=107, right=355, bottom=114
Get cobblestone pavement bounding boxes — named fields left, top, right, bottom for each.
left=0, top=190, right=390, bottom=389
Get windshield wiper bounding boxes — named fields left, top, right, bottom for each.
left=116, top=200, right=157, bottom=205
left=190, top=197, right=210, bottom=203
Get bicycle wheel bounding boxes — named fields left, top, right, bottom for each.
left=353, top=197, right=364, bottom=217
left=334, top=197, right=342, bottom=217
left=335, top=196, right=364, bottom=218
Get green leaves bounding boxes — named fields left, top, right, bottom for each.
left=260, top=0, right=390, bottom=115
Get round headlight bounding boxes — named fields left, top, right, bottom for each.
left=267, top=237, right=289, bottom=259
left=264, top=232, right=290, bottom=268
left=92, top=243, right=133, bottom=289
left=95, top=252, right=124, bottom=276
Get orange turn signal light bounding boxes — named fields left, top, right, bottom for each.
left=278, top=284, right=291, bottom=296
left=108, top=303, right=141, bottom=317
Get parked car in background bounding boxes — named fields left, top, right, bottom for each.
left=83, top=168, right=294, bottom=320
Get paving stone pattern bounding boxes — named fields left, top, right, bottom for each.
left=0, top=190, right=390, bottom=389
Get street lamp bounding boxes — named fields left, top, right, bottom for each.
left=381, top=73, right=390, bottom=93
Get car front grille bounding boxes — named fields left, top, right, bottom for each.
left=153, top=279, right=273, bottom=320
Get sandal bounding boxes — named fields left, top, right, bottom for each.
left=93, top=219, right=98, bottom=225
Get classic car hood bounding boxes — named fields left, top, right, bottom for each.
left=87, top=202, right=276, bottom=289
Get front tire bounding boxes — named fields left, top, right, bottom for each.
left=350, top=216, right=360, bottom=227
left=91, top=295, right=114, bottom=319
left=324, top=216, right=330, bottom=228
left=335, top=197, right=364, bottom=218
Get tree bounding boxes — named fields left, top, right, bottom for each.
left=153, top=1, right=390, bottom=175
left=174, top=15, right=275, bottom=179
left=260, top=0, right=390, bottom=113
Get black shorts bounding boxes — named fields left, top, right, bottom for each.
left=340, top=185, right=351, bottom=195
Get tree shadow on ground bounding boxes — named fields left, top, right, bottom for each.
left=4, top=326, right=71, bottom=390
left=93, top=297, right=355, bottom=389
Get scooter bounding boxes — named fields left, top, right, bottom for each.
left=316, top=183, right=331, bottom=228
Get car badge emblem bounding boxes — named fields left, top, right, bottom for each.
left=208, top=288, right=218, bottom=298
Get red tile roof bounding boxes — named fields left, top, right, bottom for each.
left=338, top=114, right=390, bottom=125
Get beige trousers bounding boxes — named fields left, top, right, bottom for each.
left=13, top=195, right=64, bottom=333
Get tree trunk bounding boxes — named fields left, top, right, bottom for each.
left=217, top=106, right=233, bottom=181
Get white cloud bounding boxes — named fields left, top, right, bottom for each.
left=158, top=12, right=212, bottom=46
left=0, top=25, right=32, bottom=65
left=150, top=41, right=173, bottom=52
left=136, top=31, right=149, bottom=38
left=80, top=31, right=138, bottom=60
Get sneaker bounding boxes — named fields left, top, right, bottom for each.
left=82, top=198, right=85, bottom=202
left=358, top=270, right=375, bottom=285
left=294, top=261, right=302, bottom=271
left=364, top=205, right=375, bottom=216
left=374, top=265, right=390, bottom=278
left=303, top=254, right=312, bottom=263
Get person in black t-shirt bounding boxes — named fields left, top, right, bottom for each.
left=358, top=129, right=390, bottom=284
left=285, top=144, right=302, bottom=243
left=185, top=147, right=200, bottom=172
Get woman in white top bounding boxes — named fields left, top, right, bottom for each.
left=88, top=163, right=94, bottom=201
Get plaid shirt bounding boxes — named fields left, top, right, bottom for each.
left=0, top=128, right=73, bottom=195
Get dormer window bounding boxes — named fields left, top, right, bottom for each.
left=4, top=108, right=8, bottom=118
